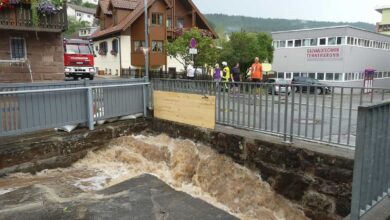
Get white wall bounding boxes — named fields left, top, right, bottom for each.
left=120, top=35, right=131, bottom=69
left=67, top=7, right=94, bottom=25
left=82, top=0, right=98, bottom=5
left=93, top=37, right=121, bottom=76
left=167, top=56, right=185, bottom=72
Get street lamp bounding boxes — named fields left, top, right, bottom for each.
left=144, top=0, right=149, bottom=81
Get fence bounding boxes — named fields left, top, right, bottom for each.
left=0, top=79, right=149, bottom=137
left=121, top=68, right=213, bottom=80
left=152, top=79, right=390, bottom=147
left=350, top=101, right=390, bottom=220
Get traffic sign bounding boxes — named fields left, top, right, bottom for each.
left=190, top=38, right=197, bottom=48
left=189, top=48, right=198, bottom=54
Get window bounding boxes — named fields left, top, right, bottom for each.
left=328, top=37, right=337, bottom=45
left=152, top=13, right=163, bottom=25
left=87, top=15, right=91, bottom=18
left=319, top=38, right=327, bottom=46
left=279, top=41, right=286, bottom=48
left=10, top=38, right=26, bottom=59
left=134, top=41, right=145, bottom=52
left=310, top=38, right=318, bottom=46
left=303, top=39, right=311, bottom=47
left=98, top=41, right=107, bottom=55
left=317, top=73, right=324, bottom=80
left=347, top=37, right=353, bottom=45
left=337, top=37, right=345, bottom=45
left=277, top=72, right=284, bottom=78
left=95, top=45, right=99, bottom=51
left=112, top=39, right=119, bottom=54
left=76, top=12, right=81, bottom=17
left=308, top=73, right=315, bottom=79
left=152, top=41, right=163, bottom=52
left=293, top=72, right=300, bottom=78
left=379, top=72, right=383, bottom=78
left=287, top=40, right=294, bottom=47
left=286, top=72, right=292, bottom=79
left=176, top=18, right=184, bottom=28
left=301, top=72, right=308, bottom=77
left=167, top=16, right=172, bottom=28
left=334, top=73, right=342, bottom=81
left=326, top=73, right=334, bottom=80
left=294, top=39, right=302, bottom=47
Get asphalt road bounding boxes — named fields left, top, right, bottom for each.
left=216, top=91, right=390, bottom=147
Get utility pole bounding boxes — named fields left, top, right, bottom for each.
left=144, top=0, right=149, bottom=81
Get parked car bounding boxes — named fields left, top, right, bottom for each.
left=266, top=78, right=291, bottom=95
left=291, top=77, right=331, bottom=94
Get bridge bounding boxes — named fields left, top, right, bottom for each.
left=0, top=78, right=389, bottom=220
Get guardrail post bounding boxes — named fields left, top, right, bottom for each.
left=142, top=84, right=148, bottom=117
left=85, top=80, right=94, bottom=130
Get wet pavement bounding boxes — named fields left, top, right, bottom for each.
left=0, top=174, right=237, bottom=220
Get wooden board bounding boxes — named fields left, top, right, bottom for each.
left=154, top=91, right=216, bottom=129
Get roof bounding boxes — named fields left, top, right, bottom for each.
left=98, top=0, right=112, bottom=15
left=110, top=0, right=139, bottom=10
left=376, top=5, right=390, bottom=14
left=68, top=4, right=96, bottom=15
left=91, top=0, right=217, bottom=39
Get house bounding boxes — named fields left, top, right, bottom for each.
left=79, top=26, right=99, bottom=39
left=67, top=4, right=96, bottom=25
left=91, top=0, right=217, bottom=76
left=376, top=6, right=390, bottom=35
left=0, top=2, right=67, bottom=83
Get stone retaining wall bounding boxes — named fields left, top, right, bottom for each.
left=149, top=119, right=354, bottom=220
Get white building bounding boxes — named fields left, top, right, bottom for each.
left=272, top=26, right=390, bottom=87
left=67, top=4, right=96, bottom=25
left=78, top=26, right=98, bottom=39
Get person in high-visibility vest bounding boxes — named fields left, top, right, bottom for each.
left=221, top=61, right=231, bottom=82
left=250, top=57, right=263, bottom=82
left=221, top=61, right=231, bottom=91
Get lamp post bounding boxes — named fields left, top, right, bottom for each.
left=144, top=0, right=149, bottom=81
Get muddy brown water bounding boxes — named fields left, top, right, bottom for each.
left=0, top=134, right=308, bottom=220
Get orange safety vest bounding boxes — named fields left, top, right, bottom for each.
left=251, top=63, right=263, bottom=80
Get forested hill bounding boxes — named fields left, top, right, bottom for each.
left=205, top=14, right=376, bottom=34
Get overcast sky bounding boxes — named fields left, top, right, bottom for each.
left=192, top=0, right=389, bottom=24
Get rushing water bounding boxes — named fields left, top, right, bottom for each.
left=0, top=134, right=307, bottom=220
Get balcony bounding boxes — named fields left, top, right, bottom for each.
left=0, top=5, right=67, bottom=32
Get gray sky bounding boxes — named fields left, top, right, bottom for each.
left=192, top=0, right=389, bottom=24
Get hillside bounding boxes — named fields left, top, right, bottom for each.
left=205, top=14, right=376, bottom=35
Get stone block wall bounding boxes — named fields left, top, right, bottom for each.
left=0, top=30, right=64, bottom=83
left=150, top=119, right=354, bottom=220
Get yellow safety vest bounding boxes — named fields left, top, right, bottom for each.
left=222, top=66, right=230, bottom=82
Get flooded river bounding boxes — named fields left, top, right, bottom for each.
left=0, top=134, right=307, bottom=220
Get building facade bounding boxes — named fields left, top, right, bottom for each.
left=91, top=0, right=216, bottom=76
left=0, top=4, right=67, bottom=83
left=67, top=4, right=96, bottom=25
left=272, top=26, right=390, bottom=87
left=376, top=6, right=390, bottom=35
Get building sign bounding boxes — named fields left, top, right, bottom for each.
left=306, top=47, right=343, bottom=61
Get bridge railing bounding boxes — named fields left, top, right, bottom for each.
left=350, top=101, right=390, bottom=220
left=152, top=79, right=390, bottom=148
left=0, top=79, right=149, bottom=137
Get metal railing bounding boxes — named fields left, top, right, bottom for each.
left=152, top=79, right=390, bottom=147
left=0, top=79, right=149, bottom=137
left=350, top=101, right=390, bottom=220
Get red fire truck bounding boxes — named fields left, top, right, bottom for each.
left=63, top=39, right=96, bottom=80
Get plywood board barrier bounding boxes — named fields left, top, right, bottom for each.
left=153, top=91, right=216, bottom=129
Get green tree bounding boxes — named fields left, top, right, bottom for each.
left=165, top=28, right=219, bottom=69
left=219, top=31, right=273, bottom=74
left=64, top=18, right=89, bottom=39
